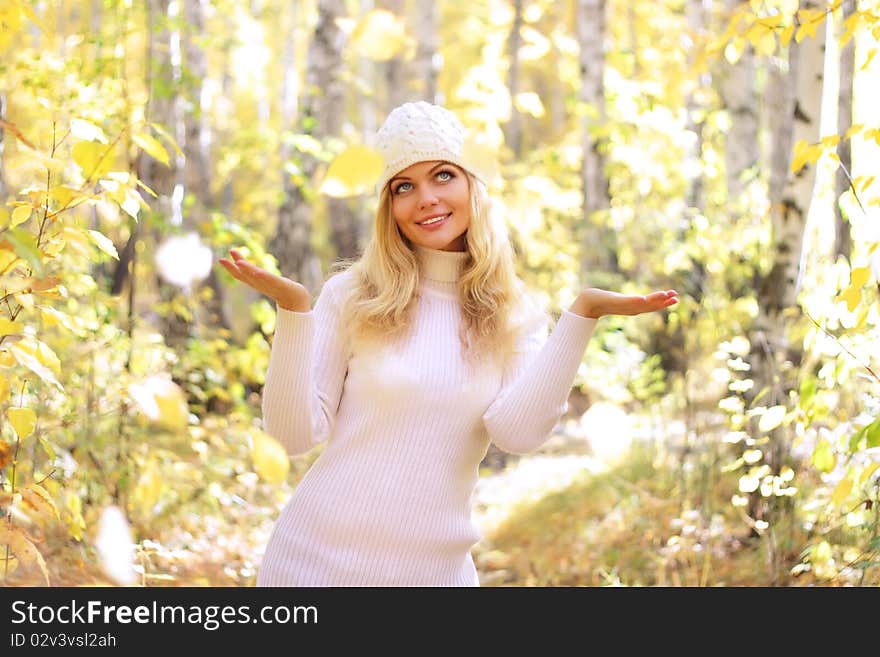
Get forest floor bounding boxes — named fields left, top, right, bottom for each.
left=2, top=411, right=840, bottom=587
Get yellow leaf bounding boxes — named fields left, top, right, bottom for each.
left=7, top=407, right=36, bottom=439
left=839, top=13, right=859, bottom=47
left=857, top=462, right=880, bottom=486
left=0, top=378, right=9, bottom=404
left=0, top=207, right=8, bottom=230
left=11, top=205, right=31, bottom=227
left=820, top=134, right=840, bottom=149
left=132, top=132, right=170, bottom=167
left=319, top=145, right=385, bottom=197
left=61, top=226, right=93, bottom=258
left=0, top=318, right=23, bottom=336
left=72, top=141, right=115, bottom=179
left=65, top=493, right=85, bottom=542
left=791, top=140, right=822, bottom=173
left=87, top=229, right=119, bottom=260
left=839, top=284, right=861, bottom=312
left=10, top=339, right=63, bottom=390
left=851, top=266, right=870, bottom=287
left=0, top=524, right=50, bottom=585
left=47, top=185, right=87, bottom=211
left=755, top=14, right=783, bottom=29
left=861, top=48, right=877, bottom=72
left=790, top=140, right=810, bottom=173
left=747, top=26, right=777, bottom=56
left=0, top=440, right=12, bottom=469
left=20, top=484, right=60, bottom=522
left=779, top=24, right=794, bottom=47
left=147, top=122, right=183, bottom=158
left=758, top=405, right=786, bottom=432
left=129, top=376, right=188, bottom=432
left=39, top=306, right=76, bottom=331
left=831, top=477, right=853, bottom=506
left=252, top=430, right=290, bottom=484
left=350, top=9, right=408, bottom=61
left=845, top=123, right=864, bottom=140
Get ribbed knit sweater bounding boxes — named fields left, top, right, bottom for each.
left=256, top=245, right=597, bottom=587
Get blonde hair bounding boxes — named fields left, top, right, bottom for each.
left=329, top=170, right=548, bottom=369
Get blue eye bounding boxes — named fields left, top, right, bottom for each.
left=392, top=181, right=413, bottom=194
left=437, top=170, right=453, bottom=181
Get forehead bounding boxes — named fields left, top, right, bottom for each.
left=390, top=160, right=461, bottom=181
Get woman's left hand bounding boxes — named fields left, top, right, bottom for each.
left=570, top=288, right=679, bottom=319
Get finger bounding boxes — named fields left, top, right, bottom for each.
left=219, top=259, right=247, bottom=282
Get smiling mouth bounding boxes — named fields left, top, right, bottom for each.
left=417, top=213, right=451, bottom=226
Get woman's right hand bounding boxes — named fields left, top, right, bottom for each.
left=218, top=248, right=312, bottom=312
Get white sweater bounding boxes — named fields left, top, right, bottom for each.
left=256, top=245, right=597, bottom=586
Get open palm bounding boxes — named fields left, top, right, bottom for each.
left=579, top=287, right=679, bottom=319
left=218, top=249, right=311, bottom=312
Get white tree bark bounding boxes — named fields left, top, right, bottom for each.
left=575, top=0, right=616, bottom=281
left=748, top=4, right=826, bottom=548
left=270, top=0, right=355, bottom=291
left=717, top=0, right=759, bottom=205
left=414, top=0, right=439, bottom=103
left=834, top=1, right=855, bottom=262
left=503, top=0, right=524, bottom=157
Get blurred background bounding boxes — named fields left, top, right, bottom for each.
left=0, top=0, right=878, bottom=587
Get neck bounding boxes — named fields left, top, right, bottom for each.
left=414, top=244, right=468, bottom=283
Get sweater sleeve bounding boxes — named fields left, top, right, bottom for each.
left=261, top=273, right=350, bottom=456
left=482, top=310, right=597, bottom=455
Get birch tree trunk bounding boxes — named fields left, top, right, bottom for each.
left=413, top=0, right=439, bottom=103
left=717, top=0, right=758, bottom=206
left=380, top=0, right=407, bottom=109
left=503, top=0, right=523, bottom=158
left=835, top=1, right=855, bottom=263
left=181, top=0, right=228, bottom=330
left=575, top=0, right=617, bottom=284
left=270, top=0, right=357, bottom=291
left=747, top=3, right=826, bottom=582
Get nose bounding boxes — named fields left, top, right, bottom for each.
left=417, top=187, right=439, bottom=209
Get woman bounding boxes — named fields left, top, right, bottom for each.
left=219, top=101, right=678, bottom=586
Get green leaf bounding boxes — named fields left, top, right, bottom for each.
left=6, top=227, right=43, bottom=276
left=810, top=439, right=836, bottom=473
left=865, top=419, right=880, bottom=448
left=798, top=377, right=816, bottom=408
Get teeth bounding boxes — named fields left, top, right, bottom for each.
left=420, top=214, right=447, bottom=226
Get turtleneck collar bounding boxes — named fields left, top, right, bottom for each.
left=414, top=244, right=468, bottom=283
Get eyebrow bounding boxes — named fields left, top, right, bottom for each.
left=389, top=162, right=451, bottom=184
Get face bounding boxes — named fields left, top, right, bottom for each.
left=389, top=161, right=471, bottom=252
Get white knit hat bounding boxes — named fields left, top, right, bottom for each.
left=374, top=101, right=483, bottom=192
